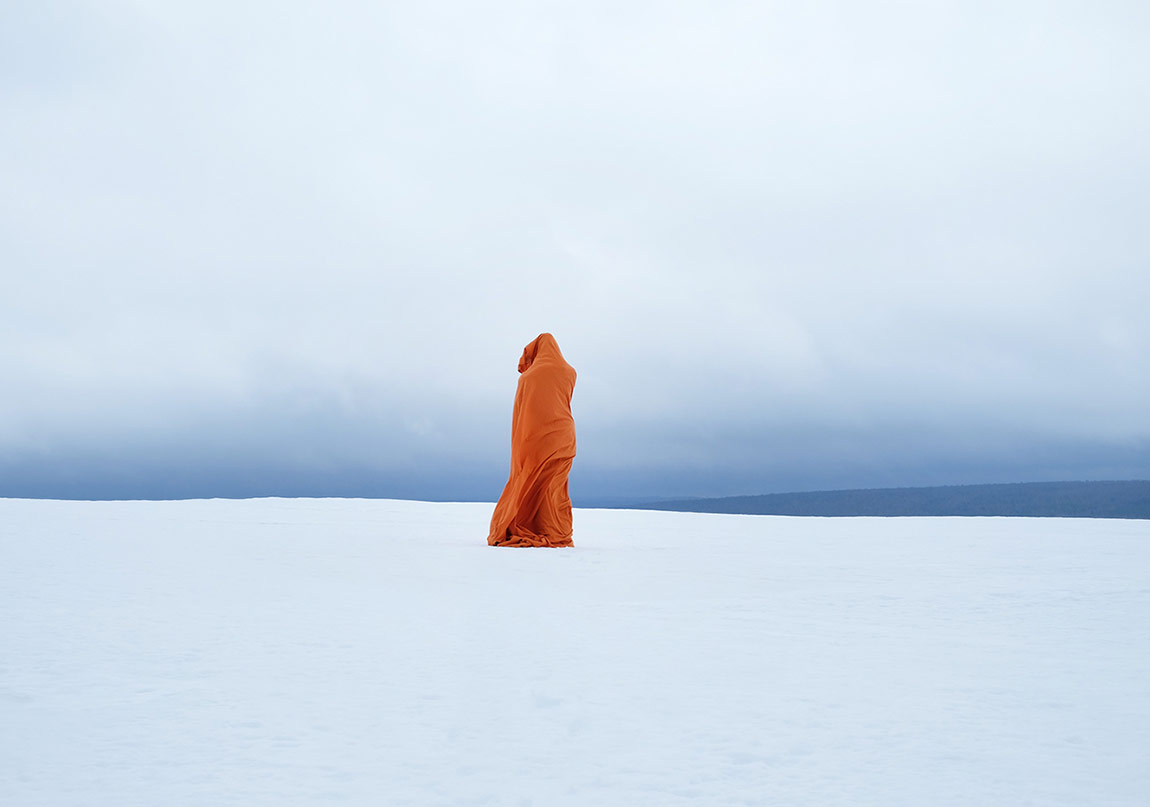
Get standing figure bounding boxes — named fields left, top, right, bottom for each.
left=488, top=333, right=577, bottom=547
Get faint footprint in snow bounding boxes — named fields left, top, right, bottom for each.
left=532, top=691, right=562, bottom=709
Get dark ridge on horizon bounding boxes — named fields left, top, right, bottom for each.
left=630, top=480, right=1150, bottom=519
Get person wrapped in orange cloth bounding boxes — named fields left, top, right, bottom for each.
left=488, top=333, right=577, bottom=547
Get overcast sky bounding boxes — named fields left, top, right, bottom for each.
left=2, top=0, right=1148, bottom=503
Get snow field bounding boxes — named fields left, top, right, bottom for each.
left=2, top=498, right=1148, bottom=805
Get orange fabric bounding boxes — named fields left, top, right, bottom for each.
left=488, top=333, right=577, bottom=547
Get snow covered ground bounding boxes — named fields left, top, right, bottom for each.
left=2, top=498, right=1148, bottom=806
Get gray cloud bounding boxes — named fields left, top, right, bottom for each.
left=3, top=0, right=1149, bottom=501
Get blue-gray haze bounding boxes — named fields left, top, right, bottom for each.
left=2, top=1, right=1148, bottom=504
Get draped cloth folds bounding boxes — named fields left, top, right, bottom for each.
left=488, top=333, right=577, bottom=547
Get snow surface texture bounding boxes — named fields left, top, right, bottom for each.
left=2, top=498, right=1148, bottom=806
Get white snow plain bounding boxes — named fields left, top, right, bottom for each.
left=2, top=497, right=1148, bottom=806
